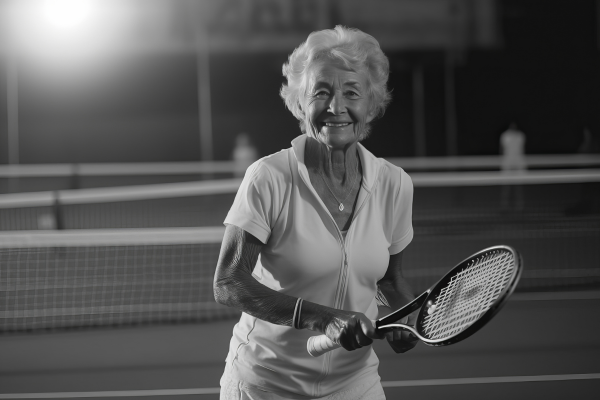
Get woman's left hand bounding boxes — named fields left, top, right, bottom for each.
left=384, top=312, right=418, bottom=353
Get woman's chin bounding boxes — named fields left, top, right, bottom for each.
left=316, top=130, right=359, bottom=149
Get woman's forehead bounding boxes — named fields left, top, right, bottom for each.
left=307, top=59, right=367, bottom=87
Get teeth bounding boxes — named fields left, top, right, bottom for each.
left=325, top=123, right=350, bottom=127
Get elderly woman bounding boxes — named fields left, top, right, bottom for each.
left=214, top=26, right=417, bottom=400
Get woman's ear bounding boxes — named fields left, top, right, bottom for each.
left=296, top=97, right=307, bottom=117
left=366, top=111, right=376, bottom=124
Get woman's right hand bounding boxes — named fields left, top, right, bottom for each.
left=323, top=311, right=384, bottom=351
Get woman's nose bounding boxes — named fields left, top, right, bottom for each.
left=327, top=92, right=346, bottom=115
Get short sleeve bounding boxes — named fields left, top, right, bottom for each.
left=389, top=169, right=414, bottom=255
left=224, top=161, right=277, bottom=244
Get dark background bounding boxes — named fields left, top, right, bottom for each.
left=0, top=0, right=598, bottom=164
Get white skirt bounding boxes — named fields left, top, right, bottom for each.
left=220, top=369, right=386, bottom=400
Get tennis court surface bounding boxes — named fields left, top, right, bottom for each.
left=1, top=168, right=599, bottom=398
left=1, top=293, right=599, bottom=399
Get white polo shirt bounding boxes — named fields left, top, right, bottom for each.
left=223, top=134, right=413, bottom=398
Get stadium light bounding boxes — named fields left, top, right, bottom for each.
left=43, top=0, right=92, bottom=29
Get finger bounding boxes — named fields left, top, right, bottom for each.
left=364, top=322, right=385, bottom=340
left=356, top=336, right=373, bottom=348
left=387, top=330, right=416, bottom=350
left=359, top=318, right=377, bottom=338
left=400, top=330, right=412, bottom=344
left=394, top=330, right=404, bottom=343
left=406, top=332, right=419, bottom=345
left=385, top=329, right=399, bottom=342
left=338, top=334, right=359, bottom=351
left=355, top=329, right=373, bottom=347
left=399, top=332, right=418, bottom=352
left=385, top=330, right=394, bottom=343
left=352, top=319, right=373, bottom=347
left=340, top=321, right=368, bottom=351
left=372, top=329, right=386, bottom=340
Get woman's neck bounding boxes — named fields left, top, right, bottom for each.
left=306, top=137, right=360, bottom=183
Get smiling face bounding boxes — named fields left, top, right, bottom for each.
left=303, top=58, right=374, bottom=150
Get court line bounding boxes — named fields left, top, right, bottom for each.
left=510, top=291, right=600, bottom=301
left=0, top=388, right=219, bottom=399
left=381, top=373, right=600, bottom=388
left=1, top=373, right=598, bottom=398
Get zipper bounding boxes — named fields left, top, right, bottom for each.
left=332, top=231, right=348, bottom=310
left=332, top=179, right=375, bottom=309
left=314, top=216, right=348, bottom=398
left=296, top=155, right=377, bottom=397
left=313, top=188, right=374, bottom=397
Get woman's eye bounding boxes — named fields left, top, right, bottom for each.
left=346, top=91, right=360, bottom=98
left=314, top=90, right=329, bottom=98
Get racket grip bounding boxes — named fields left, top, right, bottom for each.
left=307, top=335, right=340, bottom=357
left=307, top=319, right=378, bottom=357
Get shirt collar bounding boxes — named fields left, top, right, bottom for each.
left=291, top=134, right=380, bottom=192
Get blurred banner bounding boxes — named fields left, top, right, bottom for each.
left=2, top=0, right=501, bottom=54
left=3, top=1, right=594, bottom=165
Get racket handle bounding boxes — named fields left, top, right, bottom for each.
left=307, top=319, right=377, bottom=357
left=307, top=335, right=340, bottom=357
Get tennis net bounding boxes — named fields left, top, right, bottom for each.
left=1, top=169, right=599, bottom=231
left=0, top=227, right=238, bottom=332
left=404, top=170, right=600, bottom=294
left=0, top=169, right=599, bottom=332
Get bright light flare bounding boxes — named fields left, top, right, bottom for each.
left=43, top=0, right=92, bottom=29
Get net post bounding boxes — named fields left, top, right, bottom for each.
left=53, top=191, right=64, bottom=230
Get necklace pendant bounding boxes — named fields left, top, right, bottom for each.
left=338, top=203, right=344, bottom=211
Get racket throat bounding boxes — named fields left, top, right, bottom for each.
left=377, top=323, right=423, bottom=341
left=377, top=291, right=428, bottom=326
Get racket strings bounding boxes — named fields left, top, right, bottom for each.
left=427, top=252, right=513, bottom=334
left=423, top=251, right=513, bottom=338
left=421, top=250, right=514, bottom=340
left=376, top=286, right=391, bottom=308
left=422, top=256, right=507, bottom=338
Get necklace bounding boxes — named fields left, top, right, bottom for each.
left=319, top=167, right=359, bottom=212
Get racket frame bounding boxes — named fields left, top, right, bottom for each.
left=375, top=245, right=522, bottom=346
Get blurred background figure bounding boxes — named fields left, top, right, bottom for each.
left=500, top=122, right=526, bottom=212
left=232, top=132, right=259, bottom=177
left=500, top=122, right=526, bottom=172
left=578, top=127, right=595, bottom=154
left=37, top=213, right=57, bottom=230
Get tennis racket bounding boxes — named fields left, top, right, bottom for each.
left=307, top=245, right=522, bottom=357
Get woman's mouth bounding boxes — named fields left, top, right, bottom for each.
left=323, top=122, right=351, bottom=127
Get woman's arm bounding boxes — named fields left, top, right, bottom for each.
left=377, top=251, right=419, bottom=353
left=213, top=224, right=296, bottom=326
left=213, top=224, right=378, bottom=351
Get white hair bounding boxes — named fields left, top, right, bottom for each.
left=280, top=25, right=391, bottom=139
